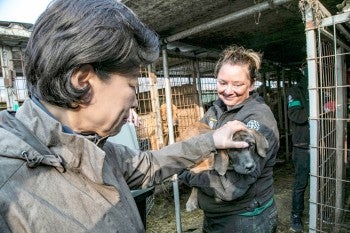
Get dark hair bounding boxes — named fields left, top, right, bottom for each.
left=214, top=45, right=262, bottom=83
left=25, top=0, right=159, bottom=108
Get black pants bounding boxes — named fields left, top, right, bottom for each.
left=291, top=146, right=310, bottom=216
left=202, top=200, right=278, bottom=233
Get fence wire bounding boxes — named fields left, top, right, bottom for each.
left=303, top=2, right=350, bottom=231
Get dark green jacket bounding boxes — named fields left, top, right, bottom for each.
left=287, top=84, right=309, bottom=148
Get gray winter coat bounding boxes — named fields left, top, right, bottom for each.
left=0, top=99, right=217, bottom=233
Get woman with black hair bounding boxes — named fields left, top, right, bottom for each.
left=0, top=1, right=249, bottom=232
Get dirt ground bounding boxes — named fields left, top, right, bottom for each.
left=146, top=161, right=310, bottom=233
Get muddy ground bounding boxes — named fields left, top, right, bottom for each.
left=146, top=161, right=310, bottom=233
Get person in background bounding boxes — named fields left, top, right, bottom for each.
left=179, top=45, right=280, bottom=233
left=287, top=68, right=310, bottom=233
left=0, top=1, right=249, bottom=232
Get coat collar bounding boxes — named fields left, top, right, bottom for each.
left=13, top=99, right=107, bottom=184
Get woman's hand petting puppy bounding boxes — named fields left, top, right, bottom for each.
left=212, top=120, right=249, bottom=149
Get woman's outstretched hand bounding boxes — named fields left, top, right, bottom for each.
left=212, top=120, right=249, bottom=149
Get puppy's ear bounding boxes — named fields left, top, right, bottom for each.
left=249, top=129, right=269, bottom=157
left=214, top=151, right=229, bottom=175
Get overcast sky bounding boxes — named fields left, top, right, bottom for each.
left=0, top=0, right=51, bottom=24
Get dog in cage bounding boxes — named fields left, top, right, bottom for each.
left=137, top=103, right=179, bottom=150
left=178, top=121, right=269, bottom=212
left=160, top=103, right=179, bottom=147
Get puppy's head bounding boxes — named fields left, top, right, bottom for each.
left=226, top=128, right=269, bottom=174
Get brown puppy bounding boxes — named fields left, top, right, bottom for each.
left=179, top=121, right=269, bottom=211
left=136, top=103, right=179, bottom=150
left=160, top=103, right=179, bottom=147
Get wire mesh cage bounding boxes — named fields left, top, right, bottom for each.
left=135, top=56, right=218, bottom=151
left=301, top=1, right=350, bottom=231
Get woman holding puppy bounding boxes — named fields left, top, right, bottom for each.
left=179, top=45, right=280, bottom=233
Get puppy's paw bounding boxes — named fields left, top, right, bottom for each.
left=186, top=199, right=198, bottom=212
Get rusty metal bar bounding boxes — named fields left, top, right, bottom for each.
left=165, top=0, right=293, bottom=43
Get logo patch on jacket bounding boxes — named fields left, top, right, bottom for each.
left=208, top=118, right=217, bottom=129
left=288, top=95, right=302, bottom=108
left=246, top=120, right=260, bottom=131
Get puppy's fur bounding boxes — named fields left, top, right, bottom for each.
left=179, top=122, right=269, bottom=211
left=136, top=103, right=179, bottom=150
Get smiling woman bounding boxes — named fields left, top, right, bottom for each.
left=216, top=64, right=254, bottom=108
left=179, top=45, right=280, bottom=233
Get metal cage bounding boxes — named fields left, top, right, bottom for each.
left=301, top=0, right=350, bottom=232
